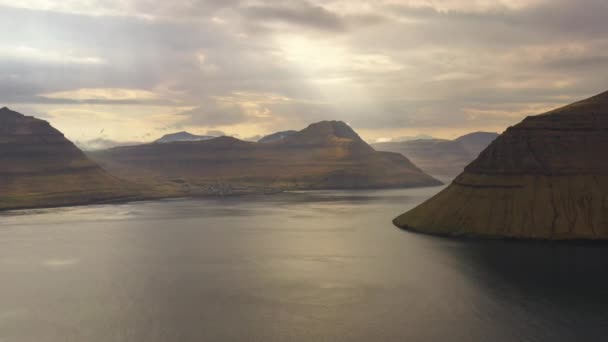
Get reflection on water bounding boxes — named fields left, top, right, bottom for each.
left=1, top=186, right=607, bottom=341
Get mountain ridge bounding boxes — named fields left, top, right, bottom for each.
left=373, top=131, right=498, bottom=176
left=90, top=120, right=442, bottom=193
left=0, top=108, right=140, bottom=211
left=394, top=91, right=608, bottom=240
left=258, top=130, right=297, bottom=143
left=155, top=131, right=215, bottom=143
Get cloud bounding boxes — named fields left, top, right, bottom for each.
left=41, top=88, right=160, bottom=101
left=1, top=0, right=608, bottom=141
left=174, top=101, right=249, bottom=128
left=242, top=1, right=346, bottom=31
left=205, top=129, right=226, bottom=136
left=0, top=45, right=105, bottom=65
left=42, top=258, right=79, bottom=267
left=75, top=137, right=143, bottom=150
left=0, top=0, right=240, bottom=18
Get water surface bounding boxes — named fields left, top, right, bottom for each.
left=1, top=187, right=607, bottom=341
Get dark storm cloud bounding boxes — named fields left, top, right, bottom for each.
left=520, top=0, right=608, bottom=37
left=542, top=56, right=608, bottom=76
left=0, top=6, right=198, bottom=102
left=242, top=1, right=346, bottom=31
left=0, top=3, right=306, bottom=105
left=381, top=0, right=608, bottom=47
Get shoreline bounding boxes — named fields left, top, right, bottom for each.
left=0, top=182, right=445, bottom=214
left=393, top=218, right=608, bottom=242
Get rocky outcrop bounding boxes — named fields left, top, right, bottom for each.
left=394, top=91, right=608, bottom=240
left=0, top=107, right=137, bottom=210
left=90, top=120, right=442, bottom=192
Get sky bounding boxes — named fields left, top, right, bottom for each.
left=1, top=0, right=607, bottom=146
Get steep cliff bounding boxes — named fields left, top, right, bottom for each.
left=394, top=91, right=608, bottom=240
left=0, top=107, right=136, bottom=210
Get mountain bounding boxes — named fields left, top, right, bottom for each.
left=243, top=135, right=262, bottom=142
left=90, top=120, right=442, bottom=194
left=392, top=134, right=435, bottom=142
left=394, top=91, right=608, bottom=240
left=455, top=132, right=500, bottom=155
left=155, top=131, right=215, bottom=143
left=0, top=107, right=138, bottom=211
left=258, top=130, right=297, bottom=143
left=373, top=132, right=498, bottom=176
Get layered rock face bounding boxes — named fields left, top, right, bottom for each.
left=90, top=120, right=442, bottom=193
left=394, top=91, right=608, bottom=239
left=373, top=132, right=498, bottom=177
left=0, top=107, right=135, bottom=210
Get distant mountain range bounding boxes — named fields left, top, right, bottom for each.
left=89, top=121, right=442, bottom=195
left=373, top=132, right=499, bottom=177
left=390, top=134, right=435, bottom=142
left=0, top=107, right=139, bottom=211
left=155, top=131, right=215, bottom=143
left=394, top=91, right=608, bottom=240
left=0, top=112, right=441, bottom=210
left=75, top=131, right=217, bottom=150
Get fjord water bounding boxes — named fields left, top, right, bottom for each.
left=1, top=187, right=607, bottom=341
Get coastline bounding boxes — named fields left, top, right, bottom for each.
left=0, top=182, right=445, bottom=214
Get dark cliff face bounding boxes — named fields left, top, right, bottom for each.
left=466, top=105, right=608, bottom=176
left=0, top=108, right=136, bottom=210
left=90, top=120, right=442, bottom=191
left=0, top=107, right=98, bottom=174
left=394, top=91, right=608, bottom=240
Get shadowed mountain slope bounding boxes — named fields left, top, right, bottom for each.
left=90, top=120, right=442, bottom=194
left=258, top=130, right=297, bottom=143
left=394, top=91, right=608, bottom=240
left=373, top=132, right=498, bottom=176
left=455, top=132, right=500, bottom=156
left=0, top=107, right=137, bottom=210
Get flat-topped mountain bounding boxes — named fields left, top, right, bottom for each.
left=155, top=131, right=215, bottom=143
left=90, top=120, right=442, bottom=194
left=373, top=132, right=498, bottom=176
left=258, top=130, right=297, bottom=143
left=0, top=107, right=137, bottom=210
left=394, top=91, right=608, bottom=240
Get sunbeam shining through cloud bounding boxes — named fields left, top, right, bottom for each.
left=1, top=0, right=607, bottom=143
